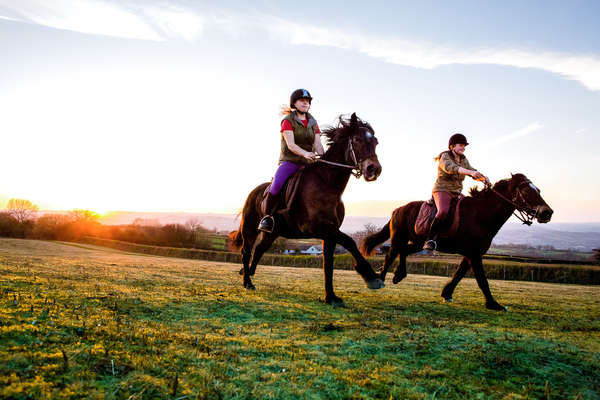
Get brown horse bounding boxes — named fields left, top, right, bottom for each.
left=361, top=173, right=553, bottom=311
left=229, top=113, right=384, bottom=306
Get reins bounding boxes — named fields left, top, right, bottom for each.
left=316, top=139, right=363, bottom=178
left=488, top=180, right=537, bottom=225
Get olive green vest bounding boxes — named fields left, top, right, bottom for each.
left=279, top=112, right=317, bottom=164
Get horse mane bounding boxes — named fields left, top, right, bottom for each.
left=320, top=114, right=374, bottom=147
left=468, top=173, right=527, bottom=198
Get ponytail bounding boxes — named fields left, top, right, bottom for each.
left=280, top=105, right=293, bottom=116
left=434, top=150, right=451, bottom=161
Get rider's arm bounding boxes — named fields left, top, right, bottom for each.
left=440, top=153, right=479, bottom=178
left=460, top=159, right=488, bottom=183
left=313, top=133, right=324, bottom=156
left=282, top=130, right=316, bottom=161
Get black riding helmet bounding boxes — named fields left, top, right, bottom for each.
left=290, top=88, right=312, bottom=109
left=448, top=133, right=469, bottom=149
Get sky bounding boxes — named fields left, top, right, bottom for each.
left=0, top=0, right=599, bottom=222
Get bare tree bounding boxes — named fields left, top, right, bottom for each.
left=69, top=209, right=100, bottom=223
left=185, top=217, right=205, bottom=232
left=5, top=198, right=39, bottom=223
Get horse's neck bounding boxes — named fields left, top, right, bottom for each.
left=318, top=142, right=353, bottom=194
left=315, top=162, right=352, bottom=194
left=475, top=188, right=516, bottom=234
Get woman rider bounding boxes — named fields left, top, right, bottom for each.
left=423, top=133, right=490, bottom=251
left=258, top=89, right=325, bottom=233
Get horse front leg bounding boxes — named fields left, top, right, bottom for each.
left=470, top=256, right=506, bottom=311
left=440, top=256, right=471, bottom=302
left=332, top=229, right=384, bottom=290
left=322, top=239, right=344, bottom=306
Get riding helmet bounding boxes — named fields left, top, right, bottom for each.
left=290, top=88, right=313, bottom=109
left=448, top=133, right=469, bottom=149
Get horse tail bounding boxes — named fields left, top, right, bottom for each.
left=228, top=229, right=243, bottom=251
left=360, top=221, right=391, bottom=256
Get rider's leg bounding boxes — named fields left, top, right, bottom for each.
left=258, top=162, right=301, bottom=233
left=423, top=191, right=452, bottom=251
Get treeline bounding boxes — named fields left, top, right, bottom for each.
left=0, top=198, right=223, bottom=249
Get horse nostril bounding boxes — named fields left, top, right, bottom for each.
left=539, top=207, right=553, bottom=221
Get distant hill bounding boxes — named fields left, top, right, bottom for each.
left=95, top=211, right=600, bottom=251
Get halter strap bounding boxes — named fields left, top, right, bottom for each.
left=489, top=180, right=537, bottom=225
left=316, top=139, right=363, bottom=178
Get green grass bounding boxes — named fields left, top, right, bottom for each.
left=1, top=238, right=599, bottom=399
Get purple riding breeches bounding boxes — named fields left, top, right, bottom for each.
left=270, top=161, right=302, bottom=195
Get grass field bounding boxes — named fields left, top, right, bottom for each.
left=1, top=238, right=599, bottom=399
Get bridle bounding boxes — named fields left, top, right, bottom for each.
left=489, top=179, right=539, bottom=225
left=316, top=137, right=374, bottom=178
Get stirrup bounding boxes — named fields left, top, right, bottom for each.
left=258, top=215, right=274, bottom=233
left=423, top=239, right=437, bottom=251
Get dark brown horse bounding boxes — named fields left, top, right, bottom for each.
left=229, top=113, right=384, bottom=306
left=361, top=173, right=553, bottom=311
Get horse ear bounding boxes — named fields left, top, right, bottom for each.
left=350, top=112, right=358, bottom=129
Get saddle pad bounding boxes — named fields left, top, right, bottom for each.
left=261, top=166, right=306, bottom=215
left=414, top=199, right=436, bottom=236
left=414, top=195, right=464, bottom=238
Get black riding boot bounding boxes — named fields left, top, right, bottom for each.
left=423, top=218, right=444, bottom=251
left=258, top=192, right=281, bottom=233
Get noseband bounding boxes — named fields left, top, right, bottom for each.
left=317, top=138, right=374, bottom=178
left=489, top=179, right=539, bottom=225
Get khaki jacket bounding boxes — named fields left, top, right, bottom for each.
left=432, top=151, right=476, bottom=194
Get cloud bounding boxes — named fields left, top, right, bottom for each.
left=0, top=0, right=163, bottom=40
left=258, top=15, right=600, bottom=92
left=484, top=122, right=543, bottom=148
left=2, top=1, right=600, bottom=91
left=0, top=14, right=19, bottom=21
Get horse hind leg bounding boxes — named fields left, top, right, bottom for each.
left=391, top=242, right=420, bottom=284
left=248, top=232, right=277, bottom=276
left=379, top=244, right=399, bottom=283
left=240, top=234, right=258, bottom=290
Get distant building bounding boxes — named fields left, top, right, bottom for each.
left=284, top=244, right=323, bottom=255
left=301, top=245, right=323, bottom=255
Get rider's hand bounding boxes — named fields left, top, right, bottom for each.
left=304, top=152, right=317, bottom=162
left=483, top=176, right=491, bottom=186
left=471, top=171, right=484, bottom=180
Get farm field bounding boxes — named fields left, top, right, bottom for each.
left=1, top=239, right=599, bottom=399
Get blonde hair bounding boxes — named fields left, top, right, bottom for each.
left=280, top=104, right=293, bottom=116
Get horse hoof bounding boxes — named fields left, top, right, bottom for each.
left=326, top=297, right=345, bottom=307
left=238, top=268, right=243, bottom=275
left=244, top=283, right=256, bottom=290
left=486, top=302, right=506, bottom=311
left=367, top=279, right=385, bottom=290
left=443, top=297, right=453, bottom=303
left=392, top=275, right=405, bottom=284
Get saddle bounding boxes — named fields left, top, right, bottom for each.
left=260, top=166, right=306, bottom=216
left=414, top=195, right=464, bottom=238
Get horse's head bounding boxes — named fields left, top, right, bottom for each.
left=346, top=113, right=382, bottom=181
left=507, top=173, right=553, bottom=223
left=321, top=113, right=382, bottom=181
